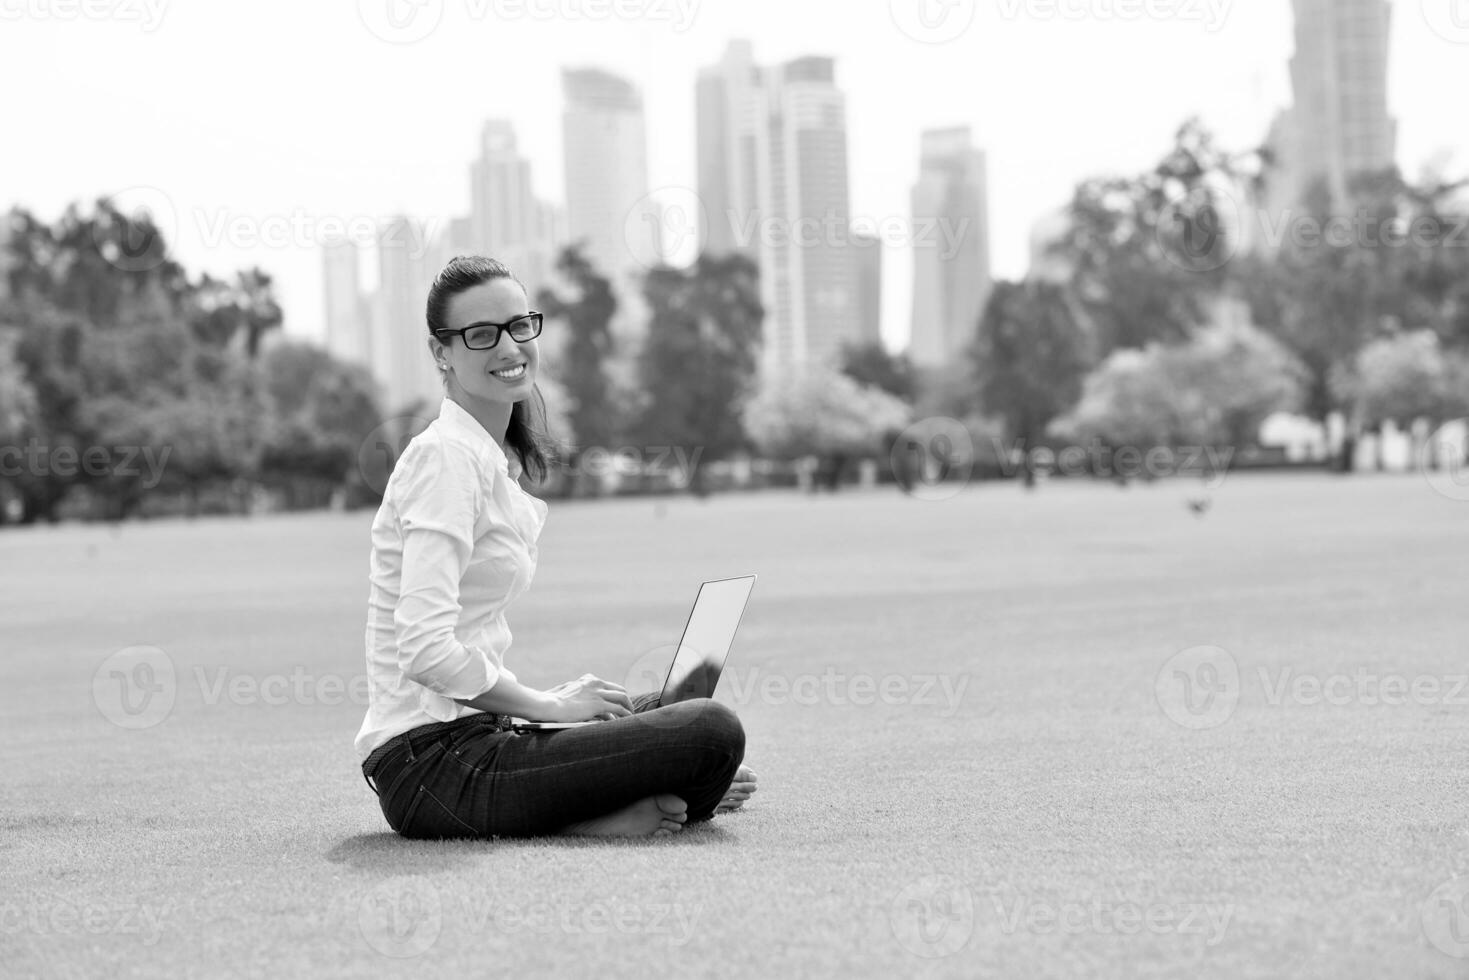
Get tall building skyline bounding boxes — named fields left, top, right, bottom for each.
left=696, top=39, right=766, bottom=261
left=909, top=126, right=992, bottom=369
left=761, top=54, right=860, bottom=376
left=561, top=68, right=659, bottom=291
left=326, top=119, right=568, bottom=417
left=320, top=237, right=370, bottom=371
left=471, top=119, right=562, bottom=289
left=1266, top=0, right=1397, bottom=211
left=853, top=229, right=882, bottom=349
left=371, top=216, right=443, bottom=415
left=697, top=42, right=863, bottom=377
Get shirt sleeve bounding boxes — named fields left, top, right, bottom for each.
left=391, top=441, right=502, bottom=699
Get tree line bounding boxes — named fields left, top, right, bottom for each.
left=0, top=200, right=380, bottom=524
left=5, top=120, right=1464, bottom=523
left=971, top=119, right=1469, bottom=483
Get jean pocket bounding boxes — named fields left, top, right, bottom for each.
left=399, top=784, right=481, bottom=840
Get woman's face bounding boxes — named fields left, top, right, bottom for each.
left=430, top=278, right=540, bottom=406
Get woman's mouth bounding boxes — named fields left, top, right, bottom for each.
left=491, top=363, right=527, bottom=381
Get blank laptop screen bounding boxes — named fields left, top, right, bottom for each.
left=659, top=576, right=756, bottom=705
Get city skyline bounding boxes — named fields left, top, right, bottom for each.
left=342, top=41, right=882, bottom=407
left=1265, top=0, right=1397, bottom=213
left=697, top=44, right=865, bottom=376
left=7, top=1, right=1465, bottom=356
left=561, top=64, right=660, bottom=333
left=909, top=125, right=992, bottom=369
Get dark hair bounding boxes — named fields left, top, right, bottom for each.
left=425, top=255, right=554, bottom=483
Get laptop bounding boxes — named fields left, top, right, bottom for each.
left=511, top=574, right=757, bottom=731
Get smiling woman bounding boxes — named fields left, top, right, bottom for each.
left=353, top=255, right=757, bottom=839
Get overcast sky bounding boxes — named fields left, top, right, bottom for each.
left=3, top=0, right=1465, bottom=352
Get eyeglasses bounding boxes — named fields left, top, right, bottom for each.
left=435, top=311, right=543, bottom=351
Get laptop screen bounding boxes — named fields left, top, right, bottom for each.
left=659, top=576, right=756, bottom=705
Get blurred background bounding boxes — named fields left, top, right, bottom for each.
left=2, top=0, right=1467, bottom=522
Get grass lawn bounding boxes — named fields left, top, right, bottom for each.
left=2, top=471, right=1467, bottom=979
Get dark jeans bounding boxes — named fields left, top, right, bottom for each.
left=362, top=695, right=746, bottom=839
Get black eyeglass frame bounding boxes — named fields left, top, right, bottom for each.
left=433, top=311, right=544, bottom=351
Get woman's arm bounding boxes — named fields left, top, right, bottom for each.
left=452, top=673, right=633, bottom=722
left=397, top=526, right=634, bottom=722
left=394, top=526, right=508, bottom=699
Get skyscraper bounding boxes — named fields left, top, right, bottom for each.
left=762, top=55, right=859, bottom=376
left=852, top=230, right=882, bottom=348
left=561, top=68, right=658, bottom=291
left=696, top=39, right=766, bottom=260
left=371, top=215, right=443, bottom=416
left=1267, top=0, right=1396, bottom=210
left=472, top=120, right=534, bottom=253
left=470, top=120, right=560, bottom=288
left=698, top=43, right=861, bottom=378
left=321, top=237, right=370, bottom=369
left=909, top=126, right=992, bottom=369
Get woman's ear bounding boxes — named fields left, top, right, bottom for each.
left=427, top=334, right=448, bottom=368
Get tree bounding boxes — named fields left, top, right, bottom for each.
left=1331, top=330, right=1462, bottom=470
left=186, top=268, right=285, bottom=358
left=0, top=330, right=37, bottom=438
left=630, top=253, right=764, bottom=494
left=255, top=342, right=382, bottom=507
left=744, top=366, right=910, bottom=491
left=529, top=373, right=575, bottom=452
left=1395, top=171, right=1469, bottom=349
left=5, top=300, right=101, bottom=522
left=1053, top=321, right=1305, bottom=450
left=0, top=200, right=287, bottom=522
left=1049, top=118, right=1255, bottom=358
left=840, top=340, right=916, bottom=402
left=1235, top=172, right=1401, bottom=442
left=1235, top=167, right=1469, bottom=470
left=1171, top=317, right=1309, bottom=448
left=1050, top=348, right=1180, bottom=450
left=536, top=243, right=619, bottom=456
left=1334, top=330, right=1451, bottom=429
left=971, top=279, right=1091, bottom=485
left=15, top=199, right=191, bottom=325
left=0, top=331, right=37, bottom=524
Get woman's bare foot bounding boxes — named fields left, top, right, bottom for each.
left=716, top=765, right=757, bottom=814
left=559, top=794, right=688, bottom=837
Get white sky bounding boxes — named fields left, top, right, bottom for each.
left=2, top=0, right=1465, bottom=352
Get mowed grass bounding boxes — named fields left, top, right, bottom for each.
left=2, top=472, right=1467, bottom=979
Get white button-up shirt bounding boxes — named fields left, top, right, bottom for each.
left=355, top=396, right=549, bottom=760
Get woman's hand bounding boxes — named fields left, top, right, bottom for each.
left=544, top=674, right=634, bottom=723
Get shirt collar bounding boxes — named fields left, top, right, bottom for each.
left=438, top=397, right=523, bottom=479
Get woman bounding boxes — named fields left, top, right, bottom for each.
left=355, top=255, right=757, bottom=838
